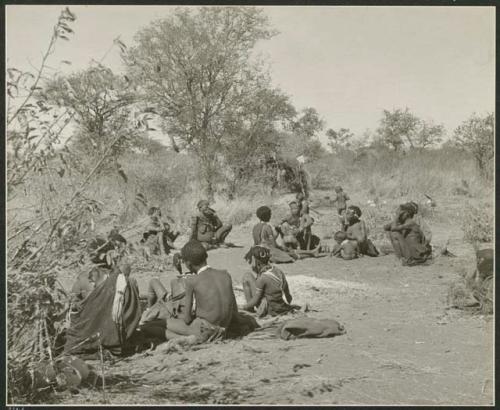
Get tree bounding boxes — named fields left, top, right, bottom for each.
left=220, top=87, right=296, bottom=197
left=414, top=120, right=444, bottom=148
left=454, top=113, right=494, bottom=177
left=283, top=107, right=326, bottom=161
left=292, top=107, right=325, bottom=140
left=376, top=108, right=419, bottom=151
left=122, top=6, right=276, bottom=199
left=326, top=127, right=354, bottom=152
left=44, top=64, right=140, bottom=162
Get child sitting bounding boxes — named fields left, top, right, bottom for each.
left=330, top=231, right=359, bottom=260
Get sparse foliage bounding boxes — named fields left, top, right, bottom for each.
left=376, top=108, right=419, bottom=151
left=327, top=127, right=354, bottom=152
left=44, top=64, right=141, bottom=163
left=454, top=113, right=494, bottom=178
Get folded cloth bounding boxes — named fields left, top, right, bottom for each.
left=278, top=317, right=346, bottom=340
left=112, top=273, right=128, bottom=324
left=190, top=317, right=226, bottom=344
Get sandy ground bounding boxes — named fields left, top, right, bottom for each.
left=58, top=197, right=494, bottom=405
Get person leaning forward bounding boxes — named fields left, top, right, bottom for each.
left=190, top=200, right=232, bottom=249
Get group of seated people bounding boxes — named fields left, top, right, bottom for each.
left=66, top=193, right=434, bottom=357
left=140, top=200, right=233, bottom=258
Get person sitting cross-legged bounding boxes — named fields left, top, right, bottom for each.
left=190, top=200, right=232, bottom=250
left=241, top=245, right=297, bottom=318
left=164, top=241, right=237, bottom=344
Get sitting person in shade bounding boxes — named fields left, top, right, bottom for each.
left=190, top=200, right=232, bottom=250
left=343, top=205, right=379, bottom=257
left=252, top=205, right=297, bottom=264
left=384, top=203, right=432, bottom=266
left=330, top=231, right=359, bottom=260
left=241, top=245, right=295, bottom=318
left=164, top=241, right=237, bottom=344
left=141, top=207, right=180, bottom=257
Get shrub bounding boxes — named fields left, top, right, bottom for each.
left=461, top=203, right=494, bottom=244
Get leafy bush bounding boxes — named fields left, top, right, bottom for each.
left=461, top=203, right=494, bottom=244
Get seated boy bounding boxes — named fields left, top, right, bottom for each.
left=164, top=241, right=237, bottom=344
left=330, top=231, right=359, bottom=260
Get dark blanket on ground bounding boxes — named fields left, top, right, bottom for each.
left=278, top=317, right=345, bottom=340
left=64, top=273, right=142, bottom=355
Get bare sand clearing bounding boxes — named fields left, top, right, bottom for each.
left=57, top=204, right=494, bottom=405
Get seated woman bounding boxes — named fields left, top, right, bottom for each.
left=384, top=203, right=432, bottom=266
left=252, top=206, right=297, bottom=263
left=242, top=245, right=295, bottom=318
left=406, top=201, right=432, bottom=245
left=190, top=200, right=232, bottom=250
left=343, top=205, right=379, bottom=257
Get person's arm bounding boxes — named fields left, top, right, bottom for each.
left=243, top=277, right=265, bottom=310
left=183, top=279, right=195, bottom=325
left=212, top=213, right=223, bottom=231
left=299, top=214, right=313, bottom=231
left=346, top=221, right=367, bottom=242
left=189, top=216, right=198, bottom=241
left=344, top=193, right=350, bottom=201
left=330, top=243, right=342, bottom=257
left=391, top=219, right=415, bottom=232
left=283, top=277, right=292, bottom=304
left=262, top=225, right=279, bottom=248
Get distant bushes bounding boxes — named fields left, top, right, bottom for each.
left=307, top=146, right=488, bottom=199
left=461, top=203, right=494, bottom=244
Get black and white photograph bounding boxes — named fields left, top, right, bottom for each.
left=5, top=3, right=495, bottom=406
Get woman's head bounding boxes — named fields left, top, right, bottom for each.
left=346, top=205, right=362, bottom=222
left=407, top=201, right=419, bottom=215
left=197, top=200, right=210, bottom=215
left=399, top=203, right=415, bottom=220
left=335, top=186, right=343, bottom=193
left=244, top=245, right=271, bottom=272
left=256, top=206, right=272, bottom=222
left=289, top=201, right=300, bottom=216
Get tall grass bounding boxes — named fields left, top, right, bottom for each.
left=307, top=147, right=489, bottom=200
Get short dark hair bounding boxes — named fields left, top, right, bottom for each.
left=347, top=205, right=362, bottom=218
left=181, top=240, right=208, bottom=265
left=256, top=206, right=272, bottom=222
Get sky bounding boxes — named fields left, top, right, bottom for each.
left=6, top=5, right=495, bottom=145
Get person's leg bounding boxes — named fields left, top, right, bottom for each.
left=165, top=317, right=196, bottom=339
left=147, top=278, right=168, bottom=308
left=388, top=231, right=404, bottom=259
left=215, top=224, right=232, bottom=243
